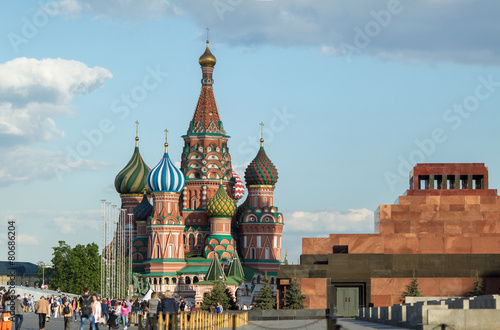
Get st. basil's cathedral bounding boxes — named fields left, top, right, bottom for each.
left=113, top=38, right=285, bottom=302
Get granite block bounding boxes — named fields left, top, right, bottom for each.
left=480, top=196, right=497, bottom=204
left=419, top=237, right=444, bottom=254
left=449, top=204, right=465, bottom=211
left=445, top=237, right=471, bottom=253
left=441, top=196, right=465, bottom=204
left=394, top=221, right=410, bottom=233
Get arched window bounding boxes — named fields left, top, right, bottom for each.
left=185, top=277, right=191, bottom=284
left=251, top=248, right=256, bottom=259
left=189, top=235, right=195, bottom=250
left=172, top=278, right=177, bottom=284
left=197, top=234, right=203, bottom=246
left=193, top=276, right=199, bottom=284
left=165, top=277, right=169, bottom=284
left=155, top=245, right=161, bottom=259
left=265, top=247, right=269, bottom=260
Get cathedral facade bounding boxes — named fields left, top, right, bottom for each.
left=113, top=39, right=284, bottom=300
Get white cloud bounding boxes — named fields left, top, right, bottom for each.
left=17, top=234, right=40, bottom=246
left=44, top=0, right=82, bottom=18
left=285, top=208, right=374, bottom=233
left=0, top=57, right=112, bottom=185
left=52, top=210, right=99, bottom=234
left=0, top=146, right=110, bottom=186
left=49, top=0, right=180, bottom=20
left=0, top=57, right=112, bottom=106
left=42, top=1, right=500, bottom=64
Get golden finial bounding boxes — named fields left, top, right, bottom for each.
left=259, top=122, right=265, bottom=147
left=135, top=120, right=139, bottom=147
left=164, top=128, right=169, bottom=152
left=199, top=27, right=216, bottom=67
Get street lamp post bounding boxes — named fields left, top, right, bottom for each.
left=37, top=261, right=51, bottom=289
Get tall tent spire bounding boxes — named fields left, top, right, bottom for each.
left=187, top=33, right=225, bottom=135
left=205, top=253, right=226, bottom=282
left=227, top=252, right=245, bottom=279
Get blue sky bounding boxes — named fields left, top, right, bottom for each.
left=1, top=0, right=500, bottom=266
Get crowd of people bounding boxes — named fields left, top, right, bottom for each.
left=0, top=288, right=239, bottom=330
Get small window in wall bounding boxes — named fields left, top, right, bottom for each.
left=332, top=245, right=348, bottom=254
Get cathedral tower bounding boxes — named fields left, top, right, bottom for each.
left=205, top=181, right=237, bottom=259
left=145, top=132, right=186, bottom=274
left=239, top=126, right=284, bottom=274
left=180, top=35, right=235, bottom=253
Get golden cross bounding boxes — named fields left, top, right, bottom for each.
left=164, top=128, right=169, bottom=143
left=135, top=120, right=139, bottom=137
left=259, top=122, right=265, bottom=140
left=206, top=27, right=210, bottom=42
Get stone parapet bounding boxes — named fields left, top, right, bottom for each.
left=357, top=295, right=500, bottom=329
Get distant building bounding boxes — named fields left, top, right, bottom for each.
left=112, top=38, right=284, bottom=303
left=279, top=163, right=500, bottom=316
left=0, top=261, right=39, bottom=287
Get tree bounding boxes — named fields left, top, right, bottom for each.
left=401, top=277, right=422, bottom=302
left=254, top=273, right=276, bottom=310
left=468, top=271, right=484, bottom=297
left=202, top=280, right=233, bottom=311
left=50, top=241, right=101, bottom=294
left=283, top=278, right=306, bottom=309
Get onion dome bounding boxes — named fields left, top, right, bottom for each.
left=147, top=137, right=185, bottom=193
left=244, top=146, right=278, bottom=186
left=199, top=40, right=216, bottom=67
left=206, top=182, right=236, bottom=218
left=231, top=170, right=245, bottom=200
left=133, top=192, right=153, bottom=221
left=114, top=136, right=151, bottom=194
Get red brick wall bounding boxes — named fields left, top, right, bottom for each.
left=298, top=278, right=327, bottom=309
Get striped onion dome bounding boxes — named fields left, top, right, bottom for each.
left=114, top=137, right=151, bottom=194
left=231, top=170, right=245, bottom=200
left=206, top=182, right=237, bottom=218
left=244, top=145, right=278, bottom=186
left=133, top=192, right=153, bottom=221
left=147, top=145, right=185, bottom=193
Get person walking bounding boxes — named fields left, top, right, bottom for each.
left=14, top=295, right=24, bottom=330
left=147, top=293, right=161, bottom=330
left=29, top=295, right=34, bottom=313
left=120, top=300, right=130, bottom=330
left=158, top=291, right=178, bottom=330
left=79, top=287, right=96, bottom=330
left=35, top=296, right=50, bottom=330
left=60, top=297, right=73, bottom=330
left=72, top=297, right=79, bottom=322
left=101, top=298, right=109, bottom=325
left=22, top=294, right=28, bottom=313
left=92, top=295, right=102, bottom=330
